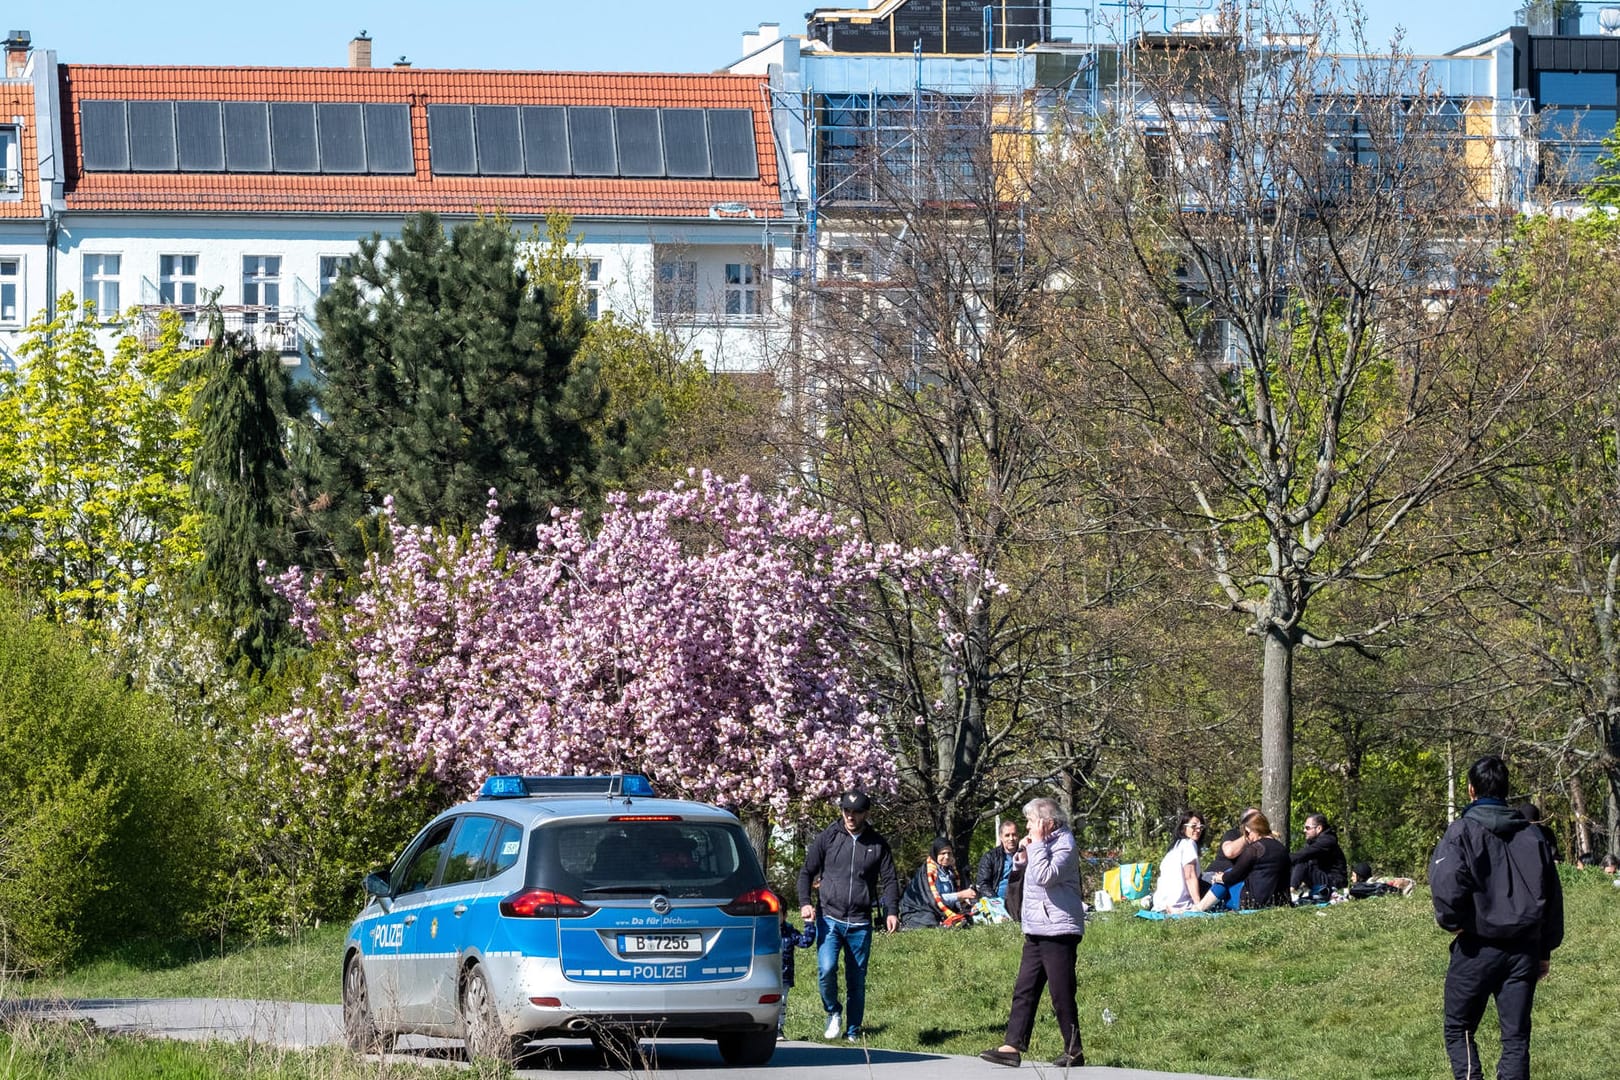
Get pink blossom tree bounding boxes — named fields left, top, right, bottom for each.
left=267, top=472, right=984, bottom=824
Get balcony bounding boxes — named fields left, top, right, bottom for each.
left=135, top=305, right=305, bottom=357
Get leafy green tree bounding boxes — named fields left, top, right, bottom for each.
left=0, top=596, right=219, bottom=970
left=183, top=305, right=310, bottom=672
left=301, top=212, right=609, bottom=560
left=0, top=298, right=199, bottom=641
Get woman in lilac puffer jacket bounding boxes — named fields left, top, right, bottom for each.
left=979, top=797, right=1087, bottom=1070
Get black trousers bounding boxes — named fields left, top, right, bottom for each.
left=1003, top=932, right=1083, bottom=1057
left=1443, top=934, right=1539, bottom=1080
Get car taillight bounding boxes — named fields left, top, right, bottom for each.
left=721, top=887, right=781, bottom=917
left=499, top=888, right=596, bottom=918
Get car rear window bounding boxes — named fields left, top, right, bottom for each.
left=530, top=819, right=764, bottom=900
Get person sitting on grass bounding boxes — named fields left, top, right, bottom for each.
left=1347, top=861, right=1416, bottom=899
left=1151, top=811, right=1221, bottom=913
left=900, top=837, right=978, bottom=929
left=1213, top=812, right=1291, bottom=908
left=1202, top=808, right=1258, bottom=911
left=1602, top=853, right=1619, bottom=876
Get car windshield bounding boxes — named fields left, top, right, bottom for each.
left=533, top=819, right=764, bottom=900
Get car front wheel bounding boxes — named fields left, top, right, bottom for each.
left=341, top=955, right=392, bottom=1053
left=460, top=963, right=523, bottom=1065
left=716, top=1029, right=777, bottom=1066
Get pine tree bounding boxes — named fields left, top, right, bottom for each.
left=185, top=303, right=306, bottom=672
left=300, top=212, right=607, bottom=561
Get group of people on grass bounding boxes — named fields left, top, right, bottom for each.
left=1150, top=807, right=1412, bottom=913
left=779, top=757, right=1570, bottom=1079
left=787, top=790, right=1086, bottom=1067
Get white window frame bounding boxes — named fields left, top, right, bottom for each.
left=82, top=254, right=121, bottom=320
left=655, top=258, right=697, bottom=318
left=318, top=255, right=353, bottom=296
left=158, top=254, right=199, bottom=306
left=0, top=255, right=21, bottom=325
left=581, top=257, right=602, bottom=319
left=724, top=262, right=765, bottom=319
left=0, top=126, right=19, bottom=198
left=242, top=255, right=282, bottom=310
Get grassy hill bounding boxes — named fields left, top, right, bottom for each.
left=16, top=868, right=1618, bottom=1079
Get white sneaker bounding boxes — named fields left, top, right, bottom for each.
left=823, top=1014, right=842, bottom=1040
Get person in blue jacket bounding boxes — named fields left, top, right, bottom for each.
left=778, top=916, right=816, bottom=1036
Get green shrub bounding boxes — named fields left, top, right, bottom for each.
left=0, top=602, right=220, bottom=970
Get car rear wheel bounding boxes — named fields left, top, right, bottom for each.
left=341, top=956, right=393, bottom=1053
left=460, top=963, right=522, bottom=1065
left=716, top=1029, right=777, bottom=1066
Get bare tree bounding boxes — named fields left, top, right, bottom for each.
left=1035, top=2, right=1564, bottom=839
left=783, top=89, right=1152, bottom=853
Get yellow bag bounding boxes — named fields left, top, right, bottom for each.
left=1103, top=862, right=1153, bottom=901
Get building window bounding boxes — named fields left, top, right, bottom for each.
left=242, top=255, right=281, bottom=309
left=0, top=126, right=19, bottom=197
left=159, top=254, right=198, bottom=306
left=724, top=262, right=764, bottom=318
left=0, top=257, right=20, bottom=324
left=826, top=249, right=867, bottom=280
left=655, top=258, right=697, bottom=317
left=82, top=254, right=121, bottom=319
left=319, top=255, right=352, bottom=295
left=581, top=258, right=601, bottom=319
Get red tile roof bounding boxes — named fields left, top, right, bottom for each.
left=0, top=82, right=38, bottom=219
left=59, top=66, right=785, bottom=219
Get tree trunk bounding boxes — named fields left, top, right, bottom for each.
left=742, top=810, right=770, bottom=877
left=1261, top=623, right=1296, bottom=844
left=1569, top=772, right=1593, bottom=857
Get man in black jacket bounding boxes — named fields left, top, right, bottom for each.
left=797, top=790, right=899, bottom=1042
left=975, top=819, right=1025, bottom=919
left=1289, top=812, right=1349, bottom=896
left=1430, top=755, right=1565, bottom=1080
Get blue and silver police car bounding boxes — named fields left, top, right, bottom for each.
left=341, top=774, right=783, bottom=1066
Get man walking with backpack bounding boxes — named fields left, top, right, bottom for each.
left=1430, top=755, right=1564, bottom=1080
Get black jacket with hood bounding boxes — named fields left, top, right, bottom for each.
left=797, top=820, right=900, bottom=926
left=1430, top=798, right=1565, bottom=958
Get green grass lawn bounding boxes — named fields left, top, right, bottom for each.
left=8, top=869, right=1617, bottom=1079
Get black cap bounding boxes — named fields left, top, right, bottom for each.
left=838, top=790, right=872, bottom=813
left=1352, top=861, right=1373, bottom=883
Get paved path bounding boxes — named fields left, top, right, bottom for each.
left=6, top=997, right=1252, bottom=1079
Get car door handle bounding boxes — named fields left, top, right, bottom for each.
left=402, top=915, right=417, bottom=925
left=453, top=904, right=468, bottom=917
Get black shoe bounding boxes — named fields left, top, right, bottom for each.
left=1052, top=1051, right=1085, bottom=1068
left=979, top=1048, right=1022, bottom=1067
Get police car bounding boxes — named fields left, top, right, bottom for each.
left=341, top=774, right=783, bottom=1066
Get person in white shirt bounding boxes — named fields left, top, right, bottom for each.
left=1152, top=812, right=1220, bottom=913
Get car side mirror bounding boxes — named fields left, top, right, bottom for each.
left=363, top=872, right=392, bottom=899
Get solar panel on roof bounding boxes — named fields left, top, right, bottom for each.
left=270, top=102, right=319, bottom=173
left=223, top=102, right=271, bottom=172
left=521, top=106, right=569, bottom=176
left=128, top=101, right=177, bottom=171
left=707, top=109, right=759, bottom=180
left=317, top=103, right=366, bottom=174
left=474, top=106, right=523, bottom=176
left=661, top=108, right=711, bottom=178
left=364, top=104, right=414, bottom=174
left=80, top=100, right=129, bottom=171
left=175, top=101, right=224, bottom=171
left=428, top=104, right=477, bottom=175
left=567, top=106, right=617, bottom=176
left=615, top=108, right=664, bottom=178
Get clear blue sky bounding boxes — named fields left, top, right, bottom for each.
left=17, top=2, right=1529, bottom=72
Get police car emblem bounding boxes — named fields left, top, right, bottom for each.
left=650, top=895, right=671, bottom=915
left=430, top=917, right=438, bottom=939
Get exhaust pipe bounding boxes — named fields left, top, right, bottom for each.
left=565, top=1017, right=591, bottom=1032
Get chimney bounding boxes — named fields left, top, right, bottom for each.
left=4, top=30, right=30, bottom=78
left=348, top=31, right=372, bottom=69
left=393, top=55, right=412, bottom=69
